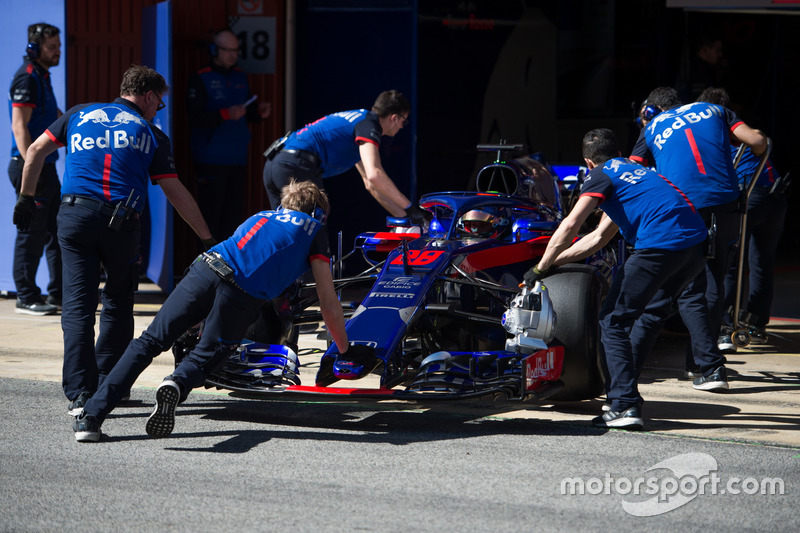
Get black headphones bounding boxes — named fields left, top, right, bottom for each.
left=26, top=24, right=47, bottom=60
left=635, top=100, right=661, bottom=128
left=208, top=28, right=231, bottom=58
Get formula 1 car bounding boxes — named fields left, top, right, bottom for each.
left=177, top=143, right=617, bottom=403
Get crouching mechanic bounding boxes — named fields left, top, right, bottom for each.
left=73, top=180, right=365, bottom=442
left=523, top=128, right=724, bottom=430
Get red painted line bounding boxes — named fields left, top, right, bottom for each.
left=770, top=316, right=800, bottom=324
left=286, top=385, right=396, bottom=395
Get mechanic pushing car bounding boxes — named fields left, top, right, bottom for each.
left=261, top=90, right=425, bottom=226
left=72, top=180, right=370, bottom=442
left=523, top=128, right=720, bottom=430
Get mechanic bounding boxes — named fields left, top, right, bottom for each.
left=72, top=180, right=367, bottom=442
left=188, top=28, right=272, bottom=242
left=7, top=22, right=63, bottom=315
left=630, top=86, right=767, bottom=378
left=675, top=33, right=725, bottom=103
left=696, top=87, right=788, bottom=350
left=524, top=128, right=718, bottom=430
left=14, top=65, right=214, bottom=418
left=261, top=90, right=425, bottom=226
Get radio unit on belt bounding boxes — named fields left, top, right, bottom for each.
left=263, top=131, right=291, bottom=160
left=108, top=189, right=140, bottom=231
left=202, top=251, right=234, bottom=279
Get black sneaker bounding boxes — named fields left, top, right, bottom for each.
left=45, top=295, right=62, bottom=310
left=67, top=391, right=92, bottom=417
left=749, top=327, right=768, bottom=344
left=718, top=328, right=737, bottom=353
left=693, top=366, right=729, bottom=391
left=73, top=413, right=102, bottom=442
left=592, top=405, right=644, bottom=430
left=15, top=299, right=57, bottom=316
left=146, top=380, right=181, bottom=438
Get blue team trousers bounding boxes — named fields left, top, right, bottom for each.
left=83, top=260, right=263, bottom=422
left=601, top=243, right=720, bottom=411
left=685, top=201, right=739, bottom=370
left=723, top=186, right=788, bottom=327
left=262, top=150, right=323, bottom=210
left=8, top=158, right=61, bottom=302
left=58, top=201, right=140, bottom=402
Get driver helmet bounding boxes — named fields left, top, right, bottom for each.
left=457, top=208, right=509, bottom=239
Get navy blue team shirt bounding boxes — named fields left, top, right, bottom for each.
left=630, top=101, right=743, bottom=210
left=581, top=157, right=707, bottom=251
left=284, top=109, right=383, bottom=178
left=212, top=208, right=330, bottom=300
left=732, top=145, right=777, bottom=189
left=8, top=59, right=60, bottom=163
left=45, top=97, right=176, bottom=212
left=188, top=65, right=255, bottom=166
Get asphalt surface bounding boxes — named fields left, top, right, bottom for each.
left=1, top=275, right=798, bottom=531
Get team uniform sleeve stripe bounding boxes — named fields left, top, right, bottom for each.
left=237, top=217, right=269, bottom=250
left=581, top=192, right=606, bottom=202
left=684, top=129, right=707, bottom=175
left=629, top=154, right=648, bottom=166
left=45, top=129, right=63, bottom=146
left=12, top=103, right=36, bottom=108
left=310, top=254, right=331, bottom=263
left=355, top=136, right=378, bottom=146
left=150, top=173, right=179, bottom=181
left=730, top=121, right=745, bottom=132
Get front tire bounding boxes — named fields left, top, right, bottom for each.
left=543, top=265, right=607, bottom=400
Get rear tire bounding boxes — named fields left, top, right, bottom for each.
left=543, top=265, right=607, bottom=401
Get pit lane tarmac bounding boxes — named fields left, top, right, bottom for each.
left=0, top=284, right=798, bottom=449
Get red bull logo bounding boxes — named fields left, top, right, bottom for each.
left=76, top=106, right=145, bottom=128
left=71, top=105, right=152, bottom=154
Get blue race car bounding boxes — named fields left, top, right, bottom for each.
left=181, top=143, right=618, bottom=403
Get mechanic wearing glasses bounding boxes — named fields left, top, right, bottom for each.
left=7, top=22, right=63, bottom=316
left=188, top=28, right=272, bottom=242
left=523, top=128, right=716, bottom=430
left=14, top=65, right=214, bottom=420
left=262, top=90, right=425, bottom=226
left=630, top=87, right=767, bottom=380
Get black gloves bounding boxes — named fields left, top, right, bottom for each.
left=522, top=265, right=554, bottom=287
left=201, top=237, right=217, bottom=251
left=13, top=194, right=36, bottom=232
left=339, top=344, right=378, bottom=367
left=404, top=203, right=426, bottom=227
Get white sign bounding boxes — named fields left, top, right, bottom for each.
left=229, top=16, right=276, bottom=74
